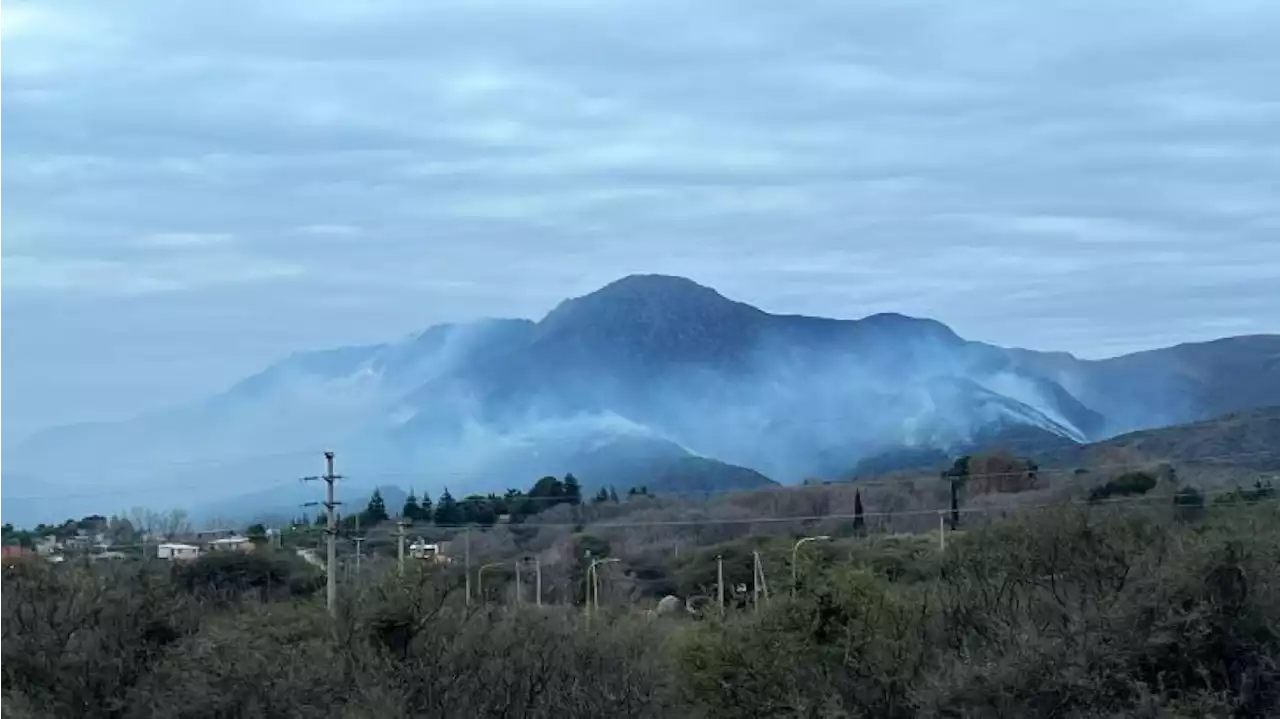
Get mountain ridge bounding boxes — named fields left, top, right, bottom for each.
left=5, top=274, right=1277, bottom=524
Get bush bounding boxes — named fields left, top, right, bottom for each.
left=172, top=550, right=323, bottom=604
left=1088, top=471, right=1158, bottom=502
left=4, top=503, right=1278, bottom=717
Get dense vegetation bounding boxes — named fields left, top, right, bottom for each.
left=4, top=499, right=1278, bottom=718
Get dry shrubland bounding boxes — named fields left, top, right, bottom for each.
left=4, top=497, right=1279, bottom=718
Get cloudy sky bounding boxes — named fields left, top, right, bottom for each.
left=3, top=0, right=1278, bottom=440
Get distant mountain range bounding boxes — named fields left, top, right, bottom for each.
left=5, top=274, right=1278, bottom=524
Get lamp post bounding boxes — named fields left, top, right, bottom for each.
left=791, top=535, right=831, bottom=597
left=588, top=557, right=620, bottom=613
left=477, top=561, right=505, bottom=604
left=514, top=556, right=542, bottom=607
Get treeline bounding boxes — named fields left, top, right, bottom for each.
left=4, top=502, right=1277, bottom=717
left=325, top=474, right=655, bottom=531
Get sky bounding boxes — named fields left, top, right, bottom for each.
left=2, top=0, right=1278, bottom=441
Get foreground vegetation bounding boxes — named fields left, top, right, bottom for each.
left=4, top=500, right=1278, bottom=718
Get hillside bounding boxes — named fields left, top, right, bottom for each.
left=1036, top=405, right=1280, bottom=472
left=4, top=275, right=1278, bottom=525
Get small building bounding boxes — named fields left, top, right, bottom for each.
left=208, top=536, right=254, bottom=553
left=409, top=540, right=449, bottom=563
left=157, top=543, right=201, bottom=561
left=34, top=535, right=60, bottom=556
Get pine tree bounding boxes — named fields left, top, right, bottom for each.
left=363, top=489, right=390, bottom=525
left=419, top=491, right=433, bottom=523
left=608, top=486, right=620, bottom=503
left=434, top=488, right=461, bottom=526
left=402, top=490, right=422, bottom=522
left=853, top=489, right=866, bottom=535
left=563, top=474, right=583, bottom=506
left=592, top=488, right=609, bottom=504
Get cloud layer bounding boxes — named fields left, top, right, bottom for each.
left=3, top=0, right=1278, bottom=437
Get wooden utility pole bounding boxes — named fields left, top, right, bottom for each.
left=302, top=451, right=341, bottom=617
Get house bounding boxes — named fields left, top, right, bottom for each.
left=409, top=540, right=449, bottom=563
left=92, top=551, right=128, bottom=562
left=34, top=535, right=60, bottom=556
left=208, top=535, right=254, bottom=553
left=157, top=543, right=201, bottom=561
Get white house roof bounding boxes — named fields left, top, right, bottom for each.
left=209, top=536, right=250, bottom=544
left=159, top=543, right=200, bottom=550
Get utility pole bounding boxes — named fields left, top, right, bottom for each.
left=716, top=554, right=725, bottom=614
left=534, top=556, right=542, bottom=608
left=302, top=451, right=341, bottom=617
left=395, top=520, right=408, bottom=573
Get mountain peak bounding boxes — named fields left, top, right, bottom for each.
left=574, top=274, right=730, bottom=306
left=541, top=275, right=757, bottom=325
left=533, top=275, right=766, bottom=364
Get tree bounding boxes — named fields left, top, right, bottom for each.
left=853, top=489, right=866, bottom=536
left=419, top=491, right=433, bottom=523
left=402, top=490, right=422, bottom=522
left=363, top=489, right=390, bottom=525
left=1174, top=486, right=1206, bottom=523
left=1089, top=471, right=1158, bottom=503
left=592, top=488, right=610, bottom=505
left=563, top=474, right=583, bottom=506
left=434, top=488, right=462, bottom=526
left=608, top=486, right=620, bottom=503
left=246, top=523, right=268, bottom=546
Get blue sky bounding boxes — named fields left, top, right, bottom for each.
left=3, top=0, right=1278, bottom=439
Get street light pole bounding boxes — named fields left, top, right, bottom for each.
left=589, top=557, right=620, bottom=612
left=791, top=535, right=831, bottom=597
left=477, top=561, right=504, bottom=604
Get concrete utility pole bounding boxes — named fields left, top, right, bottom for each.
left=395, top=521, right=408, bottom=573
left=302, top=451, right=342, bottom=617
left=716, top=554, right=725, bottom=614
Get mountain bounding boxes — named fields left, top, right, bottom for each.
left=1035, top=405, right=1280, bottom=472
left=4, top=274, right=1278, bottom=525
